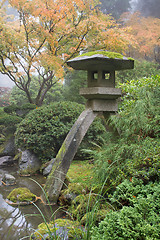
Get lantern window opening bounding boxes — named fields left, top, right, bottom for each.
left=103, top=71, right=110, bottom=80
left=92, top=71, right=98, bottom=80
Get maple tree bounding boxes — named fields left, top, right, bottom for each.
left=0, top=0, right=134, bottom=106
left=121, top=12, right=160, bottom=62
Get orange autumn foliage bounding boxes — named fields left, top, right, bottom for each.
left=121, top=12, right=160, bottom=61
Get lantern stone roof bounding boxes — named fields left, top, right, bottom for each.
left=67, top=51, right=134, bottom=71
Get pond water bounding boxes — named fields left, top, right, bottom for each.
left=0, top=159, right=62, bottom=240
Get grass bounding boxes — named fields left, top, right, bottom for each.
left=67, top=160, right=95, bottom=187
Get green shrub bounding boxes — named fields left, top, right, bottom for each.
left=111, top=178, right=160, bottom=208
left=93, top=136, right=160, bottom=189
left=0, top=112, right=22, bottom=134
left=114, top=75, right=160, bottom=139
left=91, top=206, right=160, bottom=240
left=4, top=103, right=36, bottom=116
left=91, top=180, right=160, bottom=240
left=0, top=115, right=22, bottom=126
left=0, top=104, right=36, bottom=136
left=15, top=101, right=105, bottom=162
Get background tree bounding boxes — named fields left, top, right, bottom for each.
left=62, top=70, right=87, bottom=104
left=121, top=12, right=160, bottom=62
left=0, top=0, right=135, bottom=106
left=133, top=0, right=160, bottom=18
left=10, top=76, right=63, bottom=106
left=116, top=60, right=160, bottom=83
left=99, top=0, right=130, bottom=19
left=0, top=87, right=11, bottom=107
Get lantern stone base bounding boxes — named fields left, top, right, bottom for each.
left=86, top=99, right=118, bottom=112
left=80, top=87, right=121, bottom=100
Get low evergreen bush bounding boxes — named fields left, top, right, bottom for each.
left=0, top=107, right=22, bottom=135
left=4, top=103, right=36, bottom=116
left=91, top=180, right=160, bottom=240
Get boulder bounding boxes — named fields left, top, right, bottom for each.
left=2, top=173, right=16, bottom=186
left=19, top=149, right=41, bottom=176
left=0, top=135, right=16, bottom=157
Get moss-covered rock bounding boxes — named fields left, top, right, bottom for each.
left=59, top=182, right=88, bottom=206
left=62, top=182, right=87, bottom=196
left=0, top=134, right=5, bottom=144
left=81, top=209, right=109, bottom=226
left=7, top=187, right=36, bottom=204
left=31, top=221, right=56, bottom=239
left=70, top=194, right=97, bottom=219
left=31, top=219, right=85, bottom=240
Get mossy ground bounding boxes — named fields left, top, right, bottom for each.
left=67, top=160, right=95, bottom=188
left=60, top=160, right=111, bottom=225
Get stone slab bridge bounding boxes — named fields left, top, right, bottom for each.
left=43, top=51, right=134, bottom=203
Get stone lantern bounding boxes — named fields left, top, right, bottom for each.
left=67, top=52, right=134, bottom=112
left=43, top=52, right=134, bottom=203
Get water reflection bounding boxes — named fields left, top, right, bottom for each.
left=0, top=163, right=61, bottom=240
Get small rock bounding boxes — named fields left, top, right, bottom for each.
left=42, top=158, right=55, bottom=176
left=2, top=173, right=16, bottom=186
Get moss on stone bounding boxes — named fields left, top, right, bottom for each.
left=31, top=221, right=56, bottom=239
left=0, top=144, right=4, bottom=155
left=31, top=219, right=84, bottom=240
left=54, top=219, right=85, bottom=239
left=76, top=51, right=134, bottom=60
left=44, top=142, right=66, bottom=191
left=70, top=194, right=97, bottom=219
left=81, top=209, right=109, bottom=226
left=13, top=152, right=22, bottom=162
left=55, top=218, right=79, bottom=227
left=19, top=167, right=38, bottom=176
left=62, top=182, right=87, bottom=196
left=0, top=134, right=5, bottom=145
left=7, top=187, right=36, bottom=203
left=0, top=138, right=5, bottom=144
